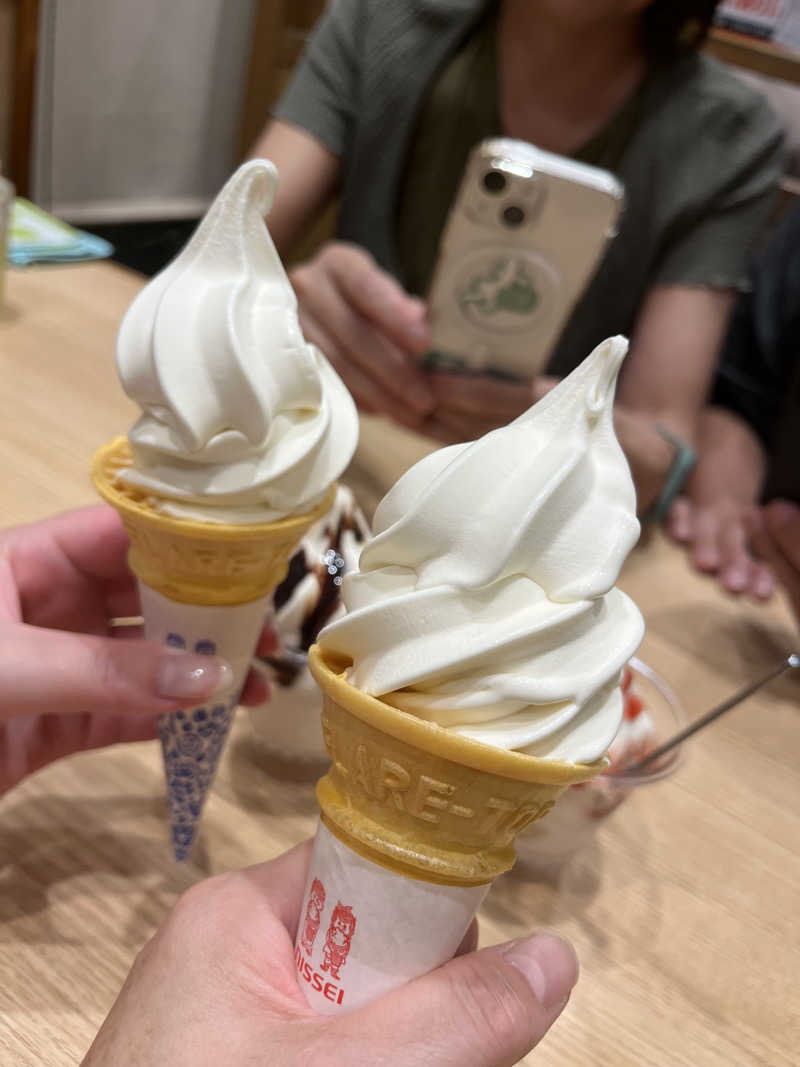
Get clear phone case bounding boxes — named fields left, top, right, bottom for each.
left=426, top=138, right=624, bottom=380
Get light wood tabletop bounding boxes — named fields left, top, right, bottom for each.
left=1, top=262, right=798, bottom=1066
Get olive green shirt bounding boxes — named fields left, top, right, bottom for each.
left=275, top=0, right=785, bottom=375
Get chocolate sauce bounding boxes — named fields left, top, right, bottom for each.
left=260, top=498, right=369, bottom=686
left=300, top=511, right=358, bottom=651
left=261, top=649, right=307, bottom=686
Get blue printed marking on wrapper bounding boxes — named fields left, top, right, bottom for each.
left=158, top=693, right=239, bottom=861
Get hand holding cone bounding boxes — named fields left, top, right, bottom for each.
left=93, top=436, right=336, bottom=859
left=87, top=156, right=357, bottom=861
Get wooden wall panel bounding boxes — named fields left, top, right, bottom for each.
left=238, top=0, right=326, bottom=157
left=8, top=0, right=40, bottom=195
left=0, top=0, right=18, bottom=175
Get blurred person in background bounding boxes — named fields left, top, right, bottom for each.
left=250, top=0, right=784, bottom=517
left=668, top=203, right=800, bottom=607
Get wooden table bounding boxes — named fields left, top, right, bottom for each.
left=1, top=263, right=798, bottom=1066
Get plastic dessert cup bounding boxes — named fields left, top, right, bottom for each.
left=516, top=657, right=686, bottom=879
left=249, top=484, right=369, bottom=773
left=93, top=436, right=335, bottom=859
left=248, top=649, right=331, bottom=771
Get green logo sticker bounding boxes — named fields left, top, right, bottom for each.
left=458, top=257, right=539, bottom=320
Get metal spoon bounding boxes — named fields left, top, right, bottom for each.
left=621, top=652, right=800, bottom=776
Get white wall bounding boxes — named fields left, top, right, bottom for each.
left=32, top=0, right=257, bottom=222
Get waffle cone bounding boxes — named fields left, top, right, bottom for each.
left=92, top=437, right=336, bottom=605
left=308, top=645, right=606, bottom=887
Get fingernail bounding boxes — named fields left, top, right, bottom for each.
left=503, top=933, right=579, bottom=1010
left=723, top=564, right=748, bottom=591
left=155, top=655, right=233, bottom=701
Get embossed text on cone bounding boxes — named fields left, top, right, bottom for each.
left=308, top=644, right=606, bottom=886
left=93, top=436, right=335, bottom=859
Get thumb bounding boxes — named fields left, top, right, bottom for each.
left=0, top=623, right=233, bottom=721
left=340, top=932, right=578, bottom=1067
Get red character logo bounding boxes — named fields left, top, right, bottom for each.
left=320, top=901, right=356, bottom=980
left=299, top=878, right=326, bottom=956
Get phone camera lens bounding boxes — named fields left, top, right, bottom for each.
left=502, top=205, right=525, bottom=227
left=483, top=169, right=506, bottom=194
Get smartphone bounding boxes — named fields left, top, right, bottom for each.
left=425, top=138, right=624, bottom=380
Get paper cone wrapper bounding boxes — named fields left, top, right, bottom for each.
left=295, top=822, right=488, bottom=1014
left=92, top=436, right=335, bottom=859
left=297, top=645, right=606, bottom=1011
left=139, top=585, right=270, bottom=859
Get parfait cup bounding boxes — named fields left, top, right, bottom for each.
left=516, top=657, right=686, bottom=879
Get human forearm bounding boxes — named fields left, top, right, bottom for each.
left=617, top=285, right=735, bottom=443
left=247, top=119, right=340, bottom=257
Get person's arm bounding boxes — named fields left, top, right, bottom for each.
left=612, top=284, right=735, bottom=514
left=248, top=121, right=434, bottom=427
left=248, top=119, right=341, bottom=258
left=612, top=70, right=785, bottom=512
left=248, top=0, right=359, bottom=256
left=618, top=284, right=733, bottom=438
left=667, top=407, right=774, bottom=598
left=83, top=840, right=578, bottom=1066
left=244, top=1, right=436, bottom=427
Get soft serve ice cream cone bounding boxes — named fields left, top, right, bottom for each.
left=92, top=159, right=358, bottom=860
left=295, top=336, right=644, bottom=1012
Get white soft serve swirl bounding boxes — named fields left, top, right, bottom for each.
left=319, top=337, right=644, bottom=763
left=116, top=159, right=358, bottom=523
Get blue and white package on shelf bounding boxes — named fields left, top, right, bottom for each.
left=8, top=198, right=113, bottom=266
